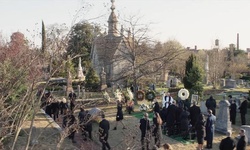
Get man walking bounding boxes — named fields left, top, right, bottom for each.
left=99, top=113, right=111, bottom=150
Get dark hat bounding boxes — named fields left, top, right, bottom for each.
left=228, top=95, right=232, bottom=98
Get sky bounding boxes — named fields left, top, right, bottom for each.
left=0, top=0, right=250, bottom=50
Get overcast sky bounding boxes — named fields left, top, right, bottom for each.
left=0, top=0, right=249, bottom=50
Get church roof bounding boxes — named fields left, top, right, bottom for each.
left=94, top=34, right=123, bottom=60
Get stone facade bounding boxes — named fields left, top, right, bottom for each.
left=215, top=99, right=232, bottom=134
left=91, top=0, right=132, bottom=86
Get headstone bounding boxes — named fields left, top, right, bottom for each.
left=200, top=101, right=207, bottom=114
left=30, top=126, right=38, bottom=146
left=166, top=80, right=171, bottom=88
left=215, top=98, right=232, bottom=134
left=240, top=125, right=250, bottom=143
left=66, top=71, right=73, bottom=96
left=220, top=79, right=225, bottom=87
left=172, top=77, right=178, bottom=87
left=225, top=79, right=236, bottom=88
left=100, top=67, right=107, bottom=90
left=77, top=57, right=85, bottom=81
left=82, top=87, right=85, bottom=99
left=237, top=79, right=244, bottom=85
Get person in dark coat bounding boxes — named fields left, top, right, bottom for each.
left=99, top=113, right=111, bottom=150
left=237, top=129, right=248, bottom=150
left=60, top=98, right=68, bottom=115
left=189, top=101, right=201, bottom=139
left=195, top=114, right=205, bottom=150
left=180, top=107, right=190, bottom=136
left=165, top=101, right=177, bottom=136
left=160, top=107, right=168, bottom=134
left=205, top=109, right=216, bottom=149
left=230, top=100, right=237, bottom=125
left=139, top=113, right=151, bottom=150
left=153, top=98, right=160, bottom=113
left=205, top=96, right=216, bottom=115
left=50, top=99, right=60, bottom=121
left=84, top=112, right=93, bottom=140
left=219, top=131, right=235, bottom=150
left=113, top=100, right=126, bottom=130
left=63, top=110, right=77, bottom=143
left=239, top=97, right=248, bottom=125
left=189, top=101, right=201, bottom=127
left=68, top=91, right=76, bottom=111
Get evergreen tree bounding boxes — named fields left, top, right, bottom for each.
left=41, top=20, right=46, bottom=53
left=85, top=67, right=100, bottom=91
left=183, top=54, right=203, bottom=97
left=66, top=22, right=102, bottom=69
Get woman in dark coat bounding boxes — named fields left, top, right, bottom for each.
left=195, top=113, right=206, bottom=150
left=230, top=100, right=237, bottom=125
left=113, top=100, right=126, bottom=130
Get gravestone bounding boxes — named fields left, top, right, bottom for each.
left=66, top=71, right=73, bottom=96
left=172, top=77, right=178, bottom=87
left=200, top=101, right=207, bottom=114
left=166, top=80, right=171, bottom=88
left=220, top=79, right=225, bottom=87
left=100, top=67, right=107, bottom=90
left=237, top=79, right=243, bottom=85
left=215, top=98, right=231, bottom=134
left=240, top=125, right=250, bottom=143
left=225, top=79, right=236, bottom=88
left=77, top=85, right=80, bottom=98
left=82, top=87, right=85, bottom=99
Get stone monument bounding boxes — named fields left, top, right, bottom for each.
left=215, top=96, right=232, bottom=134
left=100, top=67, right=107, bottom=90
left=77, top=57, right=85, bottom=81
left=225, top=79, right=236, bottom=88
left=200, top=101, right=207, bottom=114
left=66, top=71, right=73, bottom=96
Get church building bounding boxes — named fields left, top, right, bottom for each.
left=91, top=0, right=132, bottom=86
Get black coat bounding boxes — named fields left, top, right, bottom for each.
left=189, top=105, right=201, bottom=127
left=239, top=100, right=248, bottom=115
left=153, top=101, right=160, bottom=113
left=166, top=104, right=177, bottom=125
left=237, top=135, right=247, bottom=150
left=219, top=137, right=236, bottom=150
left=99, top=119, right=110, bottom=139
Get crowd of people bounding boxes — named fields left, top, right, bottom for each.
left=40, top=89, right=248, bottom=150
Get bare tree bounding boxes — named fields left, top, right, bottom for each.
left=205, top=49, right=227, bottom=88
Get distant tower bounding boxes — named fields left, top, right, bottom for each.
left=215, top=39, right=219, bottom=47
left=237, top=33, right=239, bottom=50
left=108, top=0, right=119, bottom=36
